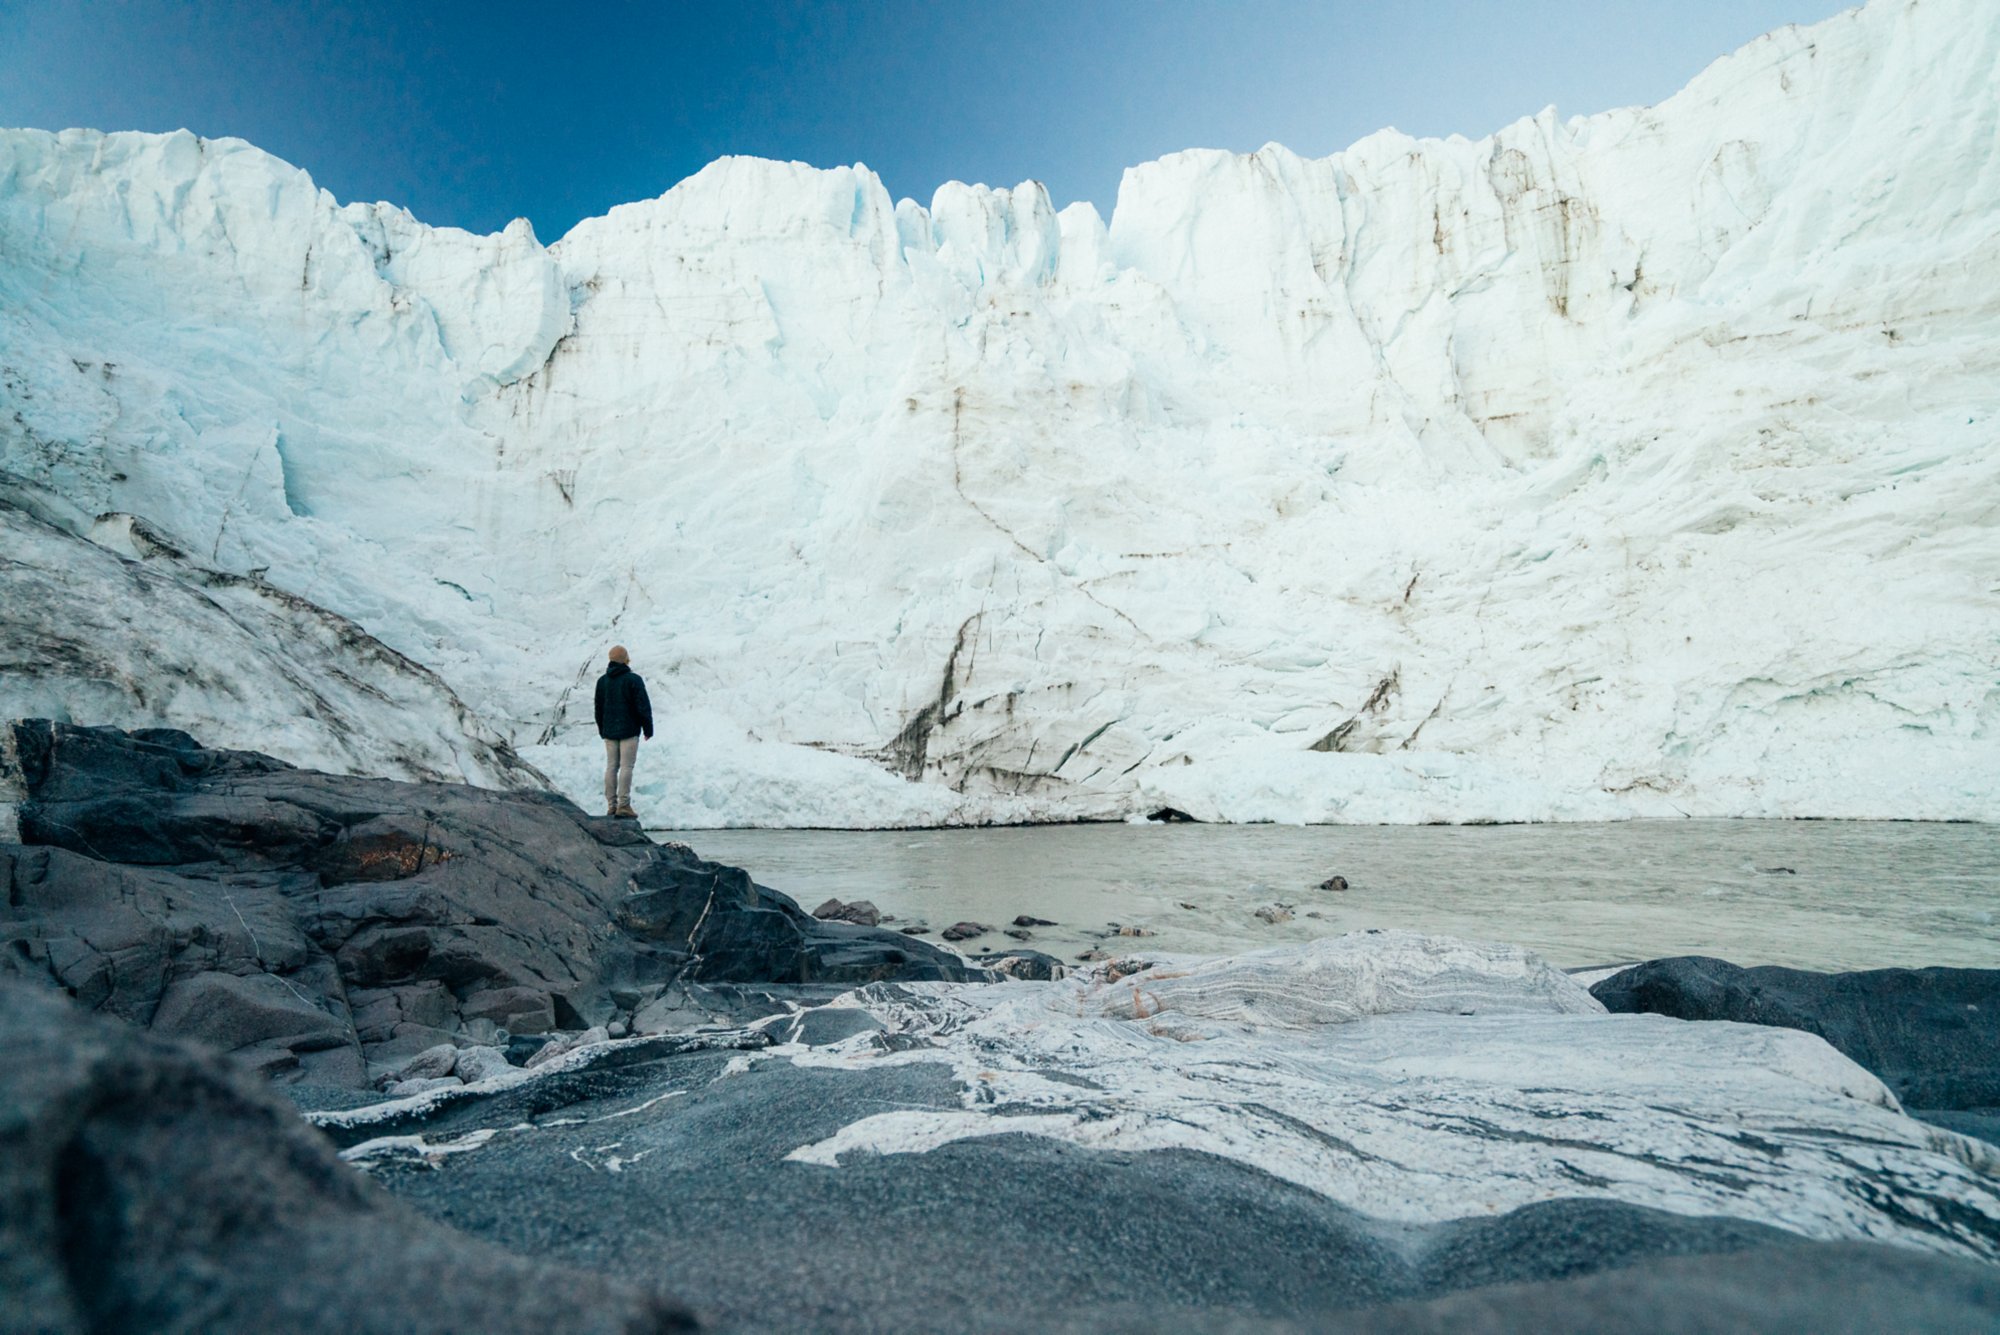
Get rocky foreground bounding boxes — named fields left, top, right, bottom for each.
left=4, top=723, right=1999, bottom=1332
left=0, top=720, right=1006, bottom=1092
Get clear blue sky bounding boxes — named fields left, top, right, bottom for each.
left=1, top=0, right=1849, bottom=240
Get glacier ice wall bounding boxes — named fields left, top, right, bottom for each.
left=1, top=0, right=1995, bottom=824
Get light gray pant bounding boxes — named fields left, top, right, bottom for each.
left=603, top=736, right=639, bottom=805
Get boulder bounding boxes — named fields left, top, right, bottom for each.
left=0, top=979, right=694, bottom=1332
left=940, top=922, right=989, bottom=942
left=452, top=1046, right=517, bottom=1085
left=1592, top=956, right=2000, bottom=1111
left=618, top=850, right=972, bottom=985
left=395, top=1043, right=459, bottom=1082
left=1012, top=915, right=1056, bottom=927
left=150, top=970, right=356, bottom=1057
left=812, top=898, right=882, bottom=927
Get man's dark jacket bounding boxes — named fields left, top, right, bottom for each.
left=594, top=662, right=654, bottom=741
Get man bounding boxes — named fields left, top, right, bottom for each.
left=593, top=645, right=653, bottom=819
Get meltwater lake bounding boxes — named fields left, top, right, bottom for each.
left=660, top=820, right=2000, bottom=972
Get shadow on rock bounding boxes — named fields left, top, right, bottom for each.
left=0, top=980, right=695, bottom=1333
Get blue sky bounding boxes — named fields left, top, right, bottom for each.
left=1, top=0, right=1847, bottom=240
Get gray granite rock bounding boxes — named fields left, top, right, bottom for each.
left=397, top=1043, right=459, bottom=1082
left=1325, top=1240, right=2000, bottom=1334
left=0, top=979, right=693, bottom=1333
left=452, top=1046, right=516, bottom=1084
left=618, top=854, right=971, bottom=986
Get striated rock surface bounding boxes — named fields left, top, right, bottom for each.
left=0, top=721, right=976, bottom=1087
left=0, top=979, right=694, bottom=1333
left=311, top=933, right=2000, bottom=1332
left=1592, top=955, right=2000, bottom=1118
left=783, top=939, right=2000, bottom=1263
left=1089, top=930, right=1604, bottom=1033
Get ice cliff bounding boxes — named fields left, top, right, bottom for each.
left=1, top=0, right=1995, bottom=824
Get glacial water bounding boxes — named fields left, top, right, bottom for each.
left=658, top=820, right=2000, bottom=972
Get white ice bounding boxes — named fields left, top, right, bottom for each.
left=1, top=0, right=1995, bottom=825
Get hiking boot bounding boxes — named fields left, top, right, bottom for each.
left=615, top=802, right=639, bottom=820
left=605, top=801, right=619, bottom=818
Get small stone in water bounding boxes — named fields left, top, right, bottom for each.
left=812, top=898, right=882, bottom=927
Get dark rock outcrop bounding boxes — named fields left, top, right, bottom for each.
left=1592, top=956, right=2000, bottom=1113
left=0, top=979, right=694, bottom=1333
left=0, top=721, right=976, bottom=1087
